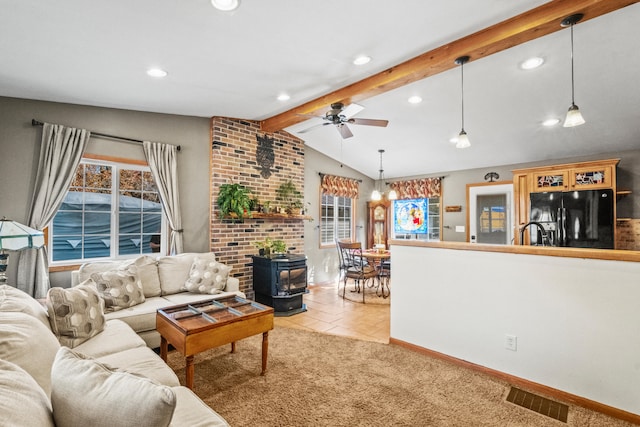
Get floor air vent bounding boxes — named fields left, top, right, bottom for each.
left=506, top=387, right=569, bottom=423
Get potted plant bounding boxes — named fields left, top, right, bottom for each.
left=271, top=239, right=287, bottom=254
left=217, top=183, right=252, bottom=220
left=275, top=180, right=303, bottom=215
left=254, top=237, right=287, bottom=256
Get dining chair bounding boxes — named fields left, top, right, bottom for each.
left=337, top=241, right=378, bottom=303
left=377, top=259, right=391, bottom=298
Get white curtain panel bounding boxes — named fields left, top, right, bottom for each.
left=143, top=141, right=184, bottom=255
left=18, top=123, right=90, bottom=298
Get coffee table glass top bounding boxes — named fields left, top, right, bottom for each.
left=158, top=296, right=271, bottom=329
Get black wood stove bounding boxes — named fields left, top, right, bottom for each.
left=251, top=254, right=307, bottom=316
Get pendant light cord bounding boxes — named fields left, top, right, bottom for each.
left=378, top=150, right=383, bottom=192
left=461, top=60, right=465, bottom=130
left=570, top=22, right=576, bottom=105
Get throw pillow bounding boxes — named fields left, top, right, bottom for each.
left=77, top=255, right=161, bottom=298
left=91, top=268, right=145, bottom=311
left=0, top=311, right=60, bottom=398
left=51, top=347, right=176, bottom=427
left=46, top=283, right=106, bottom=348
left=157, top=252, right=217, bottom=295
left=0, top=359, right=54, bottom=427
left=0, top=284, right=50, bottom=328
left=183, top=257, right=232, bottom=295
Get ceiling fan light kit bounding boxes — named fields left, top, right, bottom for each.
left=561, top=13, right=585, bottom=128
left=455, top=55, right=471, bottom=149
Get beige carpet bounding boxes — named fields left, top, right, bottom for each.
left=166, top=327, right=633, bottom=427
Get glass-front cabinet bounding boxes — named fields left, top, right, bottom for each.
left=529, top=160, right=616, bottom=193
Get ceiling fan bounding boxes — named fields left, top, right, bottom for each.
left=297, top=102, right=389, bottom=139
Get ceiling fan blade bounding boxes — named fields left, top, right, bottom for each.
left=347, top=118, right=389, bottom=127
left=340, top=103, right=365, bottom=118
left=337, top=124, right=354, bottom=139
left=298, top=122, right=331, bottom=134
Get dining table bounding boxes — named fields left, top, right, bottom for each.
left=361, top=249, right=391, bottom=298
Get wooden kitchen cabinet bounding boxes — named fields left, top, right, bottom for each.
left=513, top=158, right=619, bottom=245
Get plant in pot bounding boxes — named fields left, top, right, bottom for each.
left=254, top=237, right=287, bottom=256
left=217, top=183, right=252, bottom=220
left=275, top=180, right=303, bottom=215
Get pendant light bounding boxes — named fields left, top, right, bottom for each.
left=454, top=56, right=471, bottom=148
left=371, top=149, right=395, bottom=201
left=562, top=13, right=585, bottom=127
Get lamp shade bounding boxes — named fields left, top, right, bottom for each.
left=563, top=104, right=585, bottom=127
left=456, top=130, right=471, bottom=149
left=0, top=219, right=45, bottom=250
left=371, top=189, right=382, bottom=201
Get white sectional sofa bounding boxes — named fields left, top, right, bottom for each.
left=71, top=252, right=245, bottom=348
left=0, top=284, right=230, bottom=426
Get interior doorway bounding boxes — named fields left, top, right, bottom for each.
left=467, top=182, right=514, bottom=245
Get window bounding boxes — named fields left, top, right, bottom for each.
left=391, top=197, right=440, bottom=241
left=320, top=194, right=354, bottom=246
left=50, top=158, right=164, bottom=264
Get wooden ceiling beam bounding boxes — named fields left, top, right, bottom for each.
left=260, top=0, right=638, bottom=133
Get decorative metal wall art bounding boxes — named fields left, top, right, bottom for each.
left=256, top=134, right=275, bottom=178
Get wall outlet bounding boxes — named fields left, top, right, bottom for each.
left=505, top=334, right=517, bottom=351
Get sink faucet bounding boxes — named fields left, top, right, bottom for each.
left=520, top=221, right=549, bottom=246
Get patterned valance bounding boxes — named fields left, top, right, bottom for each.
left=389, top=177, right=441, bottom=199
left=321, top=174, right=359, bottom=198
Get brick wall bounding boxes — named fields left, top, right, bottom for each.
left=209, top=117, right=305, bottom=298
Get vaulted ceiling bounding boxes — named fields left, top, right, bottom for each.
left=2, top=0, right=638, bottom=178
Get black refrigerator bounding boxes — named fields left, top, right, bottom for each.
left=529, top=189, right=614, bottom=249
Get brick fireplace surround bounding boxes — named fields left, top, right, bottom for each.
left=210, top=117, right=306, bottom=298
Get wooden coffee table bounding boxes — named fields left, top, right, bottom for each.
left=156, top=296, right=274, bottom=390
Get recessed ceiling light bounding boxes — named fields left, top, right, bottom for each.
left=147, top=68, right=167, bottom=78
left=353, top=55, right=371, bottom=66
left=211, top=0, right=240, bottom=11
left=408, top=95, right=422, bottom=104
left=277, top=93, right=290, bottom=101
left=520, top=57, right=544, bottom=70
left=542, top=118, right=561, bottom=127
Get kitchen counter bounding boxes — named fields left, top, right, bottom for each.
left=389, top=239, right=640, bottom=263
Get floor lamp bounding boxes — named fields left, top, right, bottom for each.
left=0, top=218, right=45, bottom=284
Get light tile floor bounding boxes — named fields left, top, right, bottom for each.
left=273, top=282, right=390, bottom=343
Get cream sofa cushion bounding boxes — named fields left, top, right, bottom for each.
left=158, top=252, right=216, bottom=295
left=73, top=319, right=147, bottom=359
left=0, top=284, right=50, bottom=328
left=51, top=347, right=176, bottom=427
left=170, top=386, right=230, bottom=427
left=91, top=268, right=146, bottom=311
left=0, top=359, right=55, bottom=427
left=46, top=283, right=106, bottom=348
left=78, top=255, right=162, bottom=298
left=96, top=346, right=180, bottom=387
left=183, top=257, right=232, bottom=294
left=0, top=311, right=60, bottom=397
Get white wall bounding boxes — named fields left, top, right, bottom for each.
left=391, top=243, right=640, bottom=415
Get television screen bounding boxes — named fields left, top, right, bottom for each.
left=393, top=198, right=428, bottom=234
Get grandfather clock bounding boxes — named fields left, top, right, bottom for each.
left=367, top=200, right=390, bottom=249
